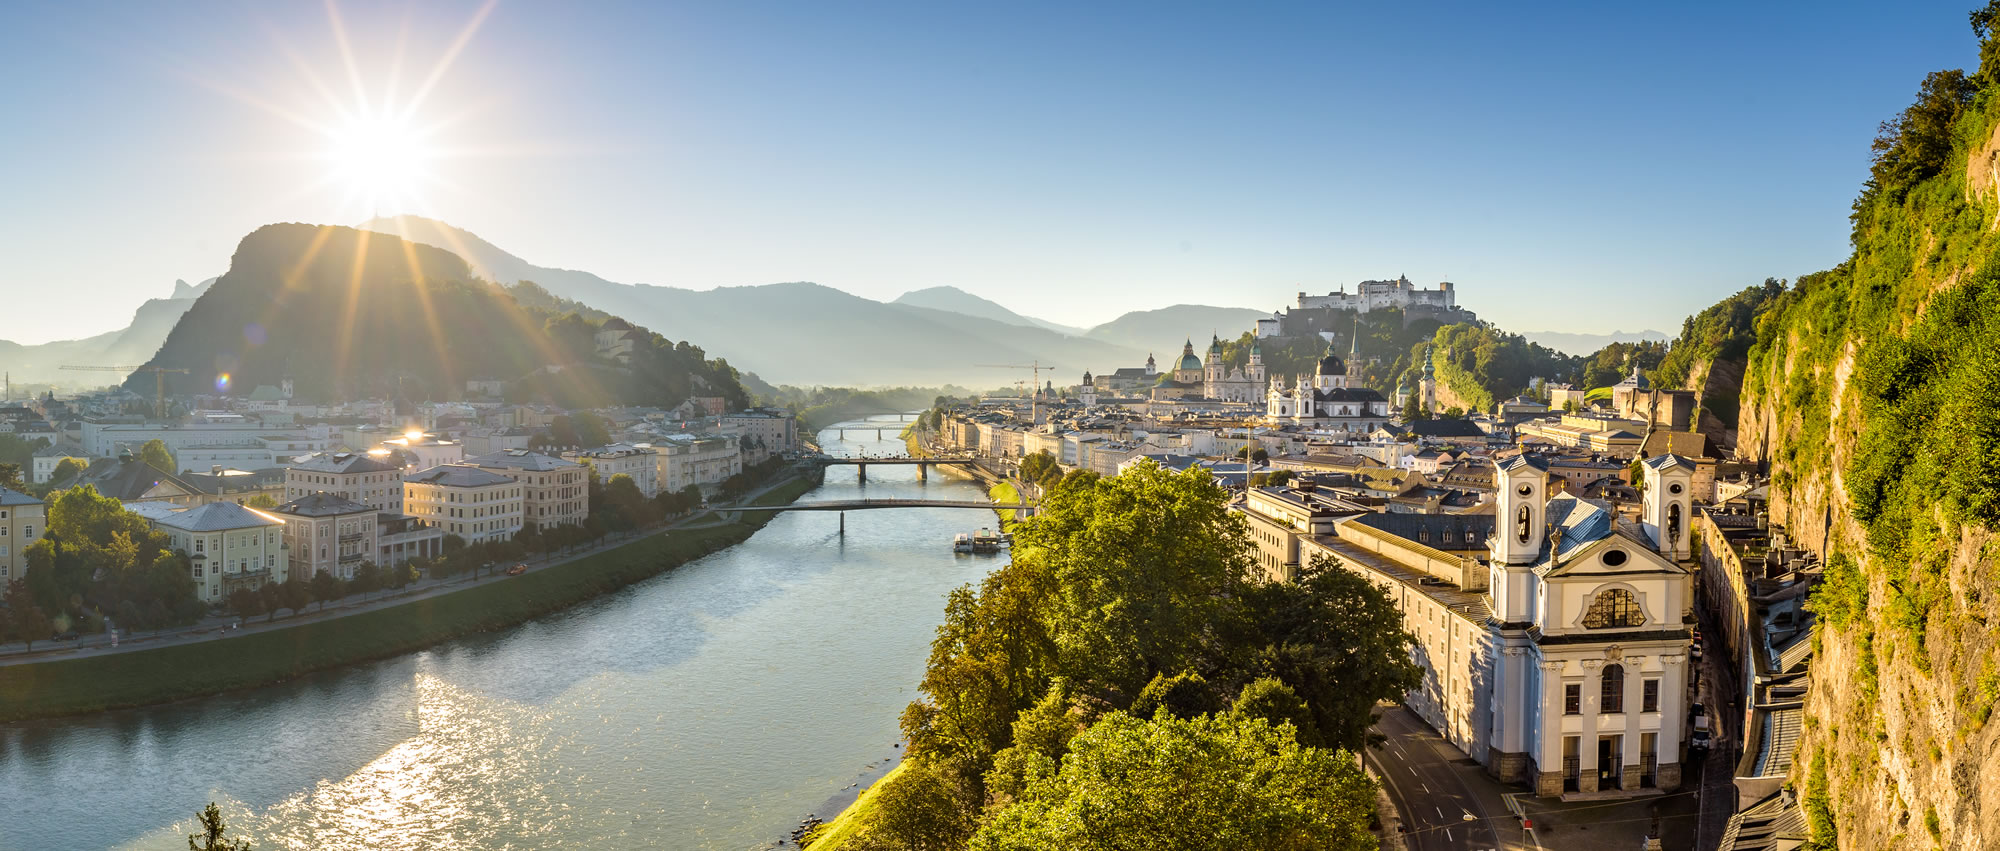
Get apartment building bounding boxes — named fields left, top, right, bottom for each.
left=404, top=465, right=525, bottom=544
left=467, top=450, right=588, bottom=529
left=0, top=488, right=44, bottom=583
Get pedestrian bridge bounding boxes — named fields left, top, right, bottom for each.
left=811, top=456, right=984, bottom=481
left=726, top=498, right=1030, bottom=513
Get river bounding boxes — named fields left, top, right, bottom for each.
left=0, top=416, right=998, bottom=851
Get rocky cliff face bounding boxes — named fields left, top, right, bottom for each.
left=1728, top=54, right=2000, bottom=845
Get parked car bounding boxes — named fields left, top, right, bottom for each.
left=506, top=564, right=529, bottom=576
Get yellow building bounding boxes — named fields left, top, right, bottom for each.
left=0, top=488, right=45, bottom=584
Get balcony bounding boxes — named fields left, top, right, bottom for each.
left=339, top=533, right=365, bottom=543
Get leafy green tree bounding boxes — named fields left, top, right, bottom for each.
left=1232, top=677, right=1319, bottom=746
left=0, top=463, right=25, bottom=493
left=140, top=439, right=178, bottom=474
left=258, top=582, right=283, bottom=621
left=1401, top=393, right=1428, bottom=422
left=351, top=561, right=382, bottom=598
left=968, top=711, right=1377, bottom=851
left=867, top=760, right=982, bottom=851
left=1018, top=451, right=1062, bottom=490
left=985, top=681, right=1085, bottom=801
left=1232, top=555, right=1423, bottom=752
left=23, top=485, right=199, bottom=629
left=48, top=457, right=87, bottom=488
left=309, top=572, right=342, bottom=611
left=1250, top=448, right=1269, bottom=465
left=280, top=578, right=311, bottom=616
left=4, top=579, right=50, bottom=649
left=187, top=801, right=251, bottom=851
left=243, top=493, right=278, bottom=509
left=600, top=473, right=650, bottom=532
left=1130, top=671, right=1222, bottom=720
left=227, top=587, right=266, bottom=622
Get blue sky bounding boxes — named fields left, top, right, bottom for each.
left=0, top=1, right=1981, bottom=343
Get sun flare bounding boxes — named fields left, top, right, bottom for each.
left=326, top=112, right=434, bottom=212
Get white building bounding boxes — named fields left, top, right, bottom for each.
left=719, top=409, right=797, bottom=463
left=146, top=502, right=288, bottom=603
left=1203, top=335, right=1266, bottom=403
left=653, top=434, right=742, bottom=493
left=565, top=444, right=659, bottom=498
left=404, top=464, right=526, bottom=543
left=1265, top=344, right=1393, bottom=433
left=1295, top=276, right=1456, bottom=314
left=1303, top=453, right=1695, bottom=798
left=30, top=443, right=88, bottom=484
left=467, top=450, right=589, bottom=529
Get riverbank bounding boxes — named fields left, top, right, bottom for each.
left=0, top=474, right=818, bottom=724
left=803, top=761, right=908, bottom=850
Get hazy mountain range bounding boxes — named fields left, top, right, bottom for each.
left=1517, top=329, right=1672, bottom=357
left=2, top=213, right=1661, bottom=391
left=0, top=278, right=213, bottom=389
left=355, top=216, right=1263, bottom=387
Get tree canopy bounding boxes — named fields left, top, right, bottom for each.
left=968, top=711, right=1378, bottom=851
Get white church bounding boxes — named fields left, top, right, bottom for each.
left=1302, top=453, right=1695, bottom=798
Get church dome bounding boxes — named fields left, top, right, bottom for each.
left=1177, top=340, right=1202, bottom=372
left=1317, top=342, right=1347, bottom=376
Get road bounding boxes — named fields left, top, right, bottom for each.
left=1368, top=707, right=1505, bottom=851
left=0, top=470, right=812, bottom=667
left=1692, top=590, right=1742, bottom=850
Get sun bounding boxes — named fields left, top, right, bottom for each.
left=327, top=111, right=434, bottom=213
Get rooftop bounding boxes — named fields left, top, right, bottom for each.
left=407, top=465, right=518, bottom=488
left=151, top=501, right=283, bottom=532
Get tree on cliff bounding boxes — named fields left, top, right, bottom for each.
left=188, top=801, right=251, bottom=851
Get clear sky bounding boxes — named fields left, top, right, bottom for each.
left=0, top=1, right=1981, bottom=344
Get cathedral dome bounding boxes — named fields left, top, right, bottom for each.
left=1317, top=342, right=1347, bottom=377
left=1177, top=340, right=1203, bottom=372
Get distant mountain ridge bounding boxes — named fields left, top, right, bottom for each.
left=1519, top=328, right=1671, bottom=357
left=892, top=286, right=1085, bottom=336
left=0, top=278, right=217, bottom=386
left=358, top=215, right=1269, bottom=386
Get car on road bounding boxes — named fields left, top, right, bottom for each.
left=506, top=564, right=529, bottom=576
left=1690, top=702, right=1712, bottom=749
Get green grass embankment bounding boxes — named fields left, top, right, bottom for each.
left=990, top=481, right=1021, bottom=528
left=803, top=761, right=907, bottom=850
left=0, top=474, right=817, bottom=723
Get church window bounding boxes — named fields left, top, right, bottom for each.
left=1642, top=679, right=1659, bottom=712
left=1582, top=589, right=1644, bottom=629
left=1515, top=505, right=1533, bottom=545
left=1602, top=549, right=1628, bottom=567
left=1600, top=664, right=1625, bottom=713
left=1564, top=684, right=1580, bottom=715
left=1667, top=503, right=1683, bottom=547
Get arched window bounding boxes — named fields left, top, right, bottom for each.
left=1583, top=588, right=1645, bottom=629
left=1600, top=663, right=1625, bottom=713
left=1515, top=505, right=1533, bottom=544
left=1667, top=503, right=1683, bottom=547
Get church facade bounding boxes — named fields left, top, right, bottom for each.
left=1264, top=343, right=1393, bottom=432
left=1306, top=454, right=1696, bottom=799
left=1202, top=335, right=1265, bottom=403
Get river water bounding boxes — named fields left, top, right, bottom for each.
left=0, top=417, right=997, bottom=851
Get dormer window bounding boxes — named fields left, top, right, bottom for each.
left=1582, top=588, right=1644, bottom=629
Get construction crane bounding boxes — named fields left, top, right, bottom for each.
left=60, top=365, right=190, bottom=419
left=976, top=360, right=1057, bottom=427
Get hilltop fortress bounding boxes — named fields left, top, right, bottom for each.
left=1256, top=275, right=1477, bottom=336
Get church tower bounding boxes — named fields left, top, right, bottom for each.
left=1205, top=335, right=1224, bottom=396
left=1145, top=353, right=1157, bottom=377
left=1490, top=454, right=1550, bottom=623
left=1641, top=454, right=1694, bottom=560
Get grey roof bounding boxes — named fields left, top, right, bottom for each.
left=1350, top=512, right=1495, bottom=548
left=1496, top=453, right=1551, bottom=473
left=1408, top=418, right=1486, bottom=438
left=407, top=464, right=517, bottom=488
left=1544, top=494, right=1615, bottom=559
left=31, top=442, right=85, bottom=458
left=151, top=501, right=283, bottom=532
left=274, top=491, right=372, bottom=517
left=1643, top=453, right=1695, bottom=472
left=467, top=450, right=579, bottom=472
left=0, top=487, right=42, bottom=507
left=290, top=451, right=400, bottom=475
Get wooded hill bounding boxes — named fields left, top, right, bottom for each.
left=129, top=224, right=748, bottom=410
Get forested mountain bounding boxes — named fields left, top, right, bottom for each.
left=359, top=216, right=1261, bottom=386
left=130, top=224, right=748, bottom=409
left=1679, top=13, right=2000, bottom=847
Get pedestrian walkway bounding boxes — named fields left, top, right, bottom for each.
left=0, top=470, right=811, bottom=667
